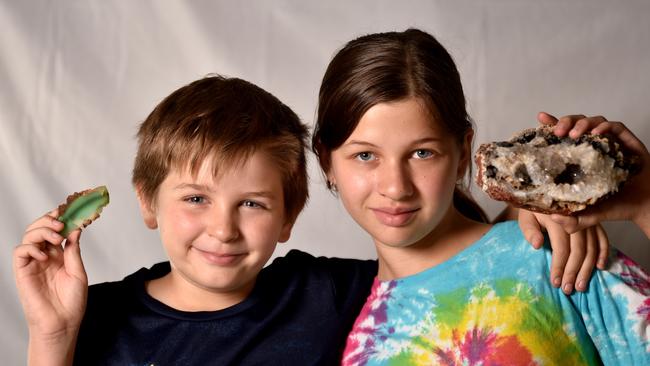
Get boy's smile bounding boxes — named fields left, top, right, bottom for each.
left=138, top=150, right=293, bottom=311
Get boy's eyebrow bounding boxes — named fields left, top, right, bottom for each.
left=242, top=191, right=278, bottom=199
left=174, top=183, right=214, bottom=192
left=174, top=184, right=278, bottom=198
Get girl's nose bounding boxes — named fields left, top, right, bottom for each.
left=377, top=161, right=414, bottom=200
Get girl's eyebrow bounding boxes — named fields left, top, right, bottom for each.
left=345, top=137, right=443, bottom=147
left=344, top=140, right=378, bottom=148
left=410, top=137, right=443, bottom=145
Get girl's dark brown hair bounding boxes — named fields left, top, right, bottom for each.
left=312, top=28, right=488, bottom=223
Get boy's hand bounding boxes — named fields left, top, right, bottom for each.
left=518, top=209, right=608, bottom=294
left=538, top=112, right=650, bottom=237
left=13, top=208, right=88, bottom=342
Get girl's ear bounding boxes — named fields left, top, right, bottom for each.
left=457, top=129, right=474, bottom=180
left=135, top=186, right=158, bottom=229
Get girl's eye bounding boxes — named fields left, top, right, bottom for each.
left=413, top=149, right=434, bottom=159
left=355, top=152, right=375, bottom=161
left=186, top=196, right=205, bottom=204
left=242, top=200, right=264, bottom=209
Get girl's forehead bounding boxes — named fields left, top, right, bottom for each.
left=350, top=99, right=447, bottom=140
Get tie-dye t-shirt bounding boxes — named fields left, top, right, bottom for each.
left=342, top=221, right=650, bottom=365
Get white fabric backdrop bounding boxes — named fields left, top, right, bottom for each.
left=2, top=1, right=649, bottom=362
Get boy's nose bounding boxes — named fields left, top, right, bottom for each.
left=377, top=161, right=414, bottom=200
left=208, top=210, right=240, bottom=243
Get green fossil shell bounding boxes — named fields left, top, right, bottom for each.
left=58, top=186, right=110, bottom=237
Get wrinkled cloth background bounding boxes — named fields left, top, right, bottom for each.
left=2, top=1, right=649, bottom=362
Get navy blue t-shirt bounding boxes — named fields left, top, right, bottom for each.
left=73, top=250, right=377, bottom=365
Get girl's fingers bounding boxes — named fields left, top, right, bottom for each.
left=574, top=228, right=598, bottom=292
left=567, top=116, right=607, bottom=139
left=554, top=115, right=586, bottom=137
left=592, top=121, right=649, bottom=156
left=537, top=112, right=558, bottom=126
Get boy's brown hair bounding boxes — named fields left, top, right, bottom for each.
left=132, top=75, right=309, bottom=222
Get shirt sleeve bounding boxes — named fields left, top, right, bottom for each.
left=572, top=248, right=650, bottom=365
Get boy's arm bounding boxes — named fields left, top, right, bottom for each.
left=518, top=210, right=608, bottom=294
left=13, top=209, right=88, bottom=366
left=28, top=335, right=77, bottom=366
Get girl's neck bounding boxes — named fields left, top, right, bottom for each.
left=375, top=207, right=491, bottom=280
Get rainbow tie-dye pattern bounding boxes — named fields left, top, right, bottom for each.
left=342, top=221, right=649, bottom=365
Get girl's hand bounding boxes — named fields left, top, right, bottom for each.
left=518, top=209, right=608, bottom=294
left=13, top=208, right=88, bottom=343
left=539, top=112, right=650, bottom=238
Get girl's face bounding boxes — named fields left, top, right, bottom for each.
left=328, top=97, right=470, bottom=249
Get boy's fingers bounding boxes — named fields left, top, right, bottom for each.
left=560, top=230, right=587, bottom=295
left=22, top=227, right=65, bottom=247
left=547, top=226, right=570, bottom=288
left=595, top=225, right=610, bottom=269
left=518, top=210, right=544, bottom=249
left=25, top=210, right=64, bottom=234
left=575, top=228, right=598, bottom=292
left=550, top=213, right=604, bottom=235
left=63, top=231, right=87, bottom=282
left=13, top=244, right=48, bottom=269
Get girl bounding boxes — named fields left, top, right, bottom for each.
left=312, top=28, right=649, bottom=365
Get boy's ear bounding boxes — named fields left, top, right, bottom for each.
left=457, top=129, right=474, bottom=180
left=135, top=186, right=158, bottom=229
left=278, top=219, right=295, bottom=243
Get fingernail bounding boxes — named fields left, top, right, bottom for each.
left=51, top=231, right=62, bottom=240
left=552, top=277, right=560, bottom=287
left=576, top=280, right=585, bottom=291
left=563, top=283, right=573, bottom=294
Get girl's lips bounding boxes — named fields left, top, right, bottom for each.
left=194, top=248, right=246, bottom=266
left=371, top=208, right=419, bottom=227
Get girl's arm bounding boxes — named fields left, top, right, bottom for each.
left=540, top=114, right=650, bottom=238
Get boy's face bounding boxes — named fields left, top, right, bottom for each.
left=138, top=150, right=293, bottom=307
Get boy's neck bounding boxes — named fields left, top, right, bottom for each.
left=145, top=272, right=256, bottom=312
left=375, top=207, right=491, bottom=281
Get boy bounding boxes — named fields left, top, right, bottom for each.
left=13, top=75, right=377, bottom=365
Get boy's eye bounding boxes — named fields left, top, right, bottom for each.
left=242, top=200, right=264, bottom=209
left=186, top=196, right=205, bottom=204
left=413, top=149, right=434, bottom=159
left=355, top=152, right=375, bottom=162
